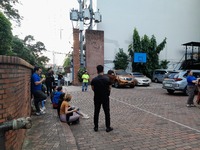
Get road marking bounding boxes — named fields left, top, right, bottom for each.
left=110, top=97, right=200, bottom=134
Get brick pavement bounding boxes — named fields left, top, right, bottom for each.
left=23, top=84, right=200, bottom=150
left=22, top=86, right=79, bottom=150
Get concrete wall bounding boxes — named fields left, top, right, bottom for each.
left=97, top=0, right=200, bottom=70
left=0, top=55, right=33, bottom=150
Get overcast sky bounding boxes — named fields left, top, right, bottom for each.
left=13, top=0, right=78, bottom=66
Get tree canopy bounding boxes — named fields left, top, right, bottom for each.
left=113, top=48, right=129, bottom=70
left=0, top=12, right=12, bottom=55
left=11, top=35, right=50, bottom=66
left=0, top=0, right=51, bottom=68
left=0, top=0, right=21, bottom=23
left=128, top=28, right=167, bottom=78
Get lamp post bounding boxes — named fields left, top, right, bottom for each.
left=70, top=0, right=102, bottom=68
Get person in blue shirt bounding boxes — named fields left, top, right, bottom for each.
left=31, top=67, right=47, bottom=115
left=186, top=70, right=198, bottom=107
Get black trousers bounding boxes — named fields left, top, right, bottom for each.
left=94, top=98, right=110, bottom=128
left=33, top=90, right=47, bottom=112
left=46, top=82, right=52, bottom=96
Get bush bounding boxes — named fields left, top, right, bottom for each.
left=77, top=67, right=86, bottom=82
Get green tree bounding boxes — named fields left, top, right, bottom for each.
left=11, top=35, right=49, bottom=66
left=78, top=67, right=86, bottom=82
left=63, top=55, right=71, bottom=68
left=113, top=48, right=129, bottom=70
left=160, top=60, right=170, bottom=69
left=0, top=12, right=12, bottom=55
left=23, top=35, right=49, bottom=66
left=11, top=36, right=35, bottom=64
left=128, top=28, right=167, bottom=78
left=0, top=0, right=21, bottom=23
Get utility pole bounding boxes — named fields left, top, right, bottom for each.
left=78, top=0, right=84, bottom=67
left=70, top=0, right=102, bottom=68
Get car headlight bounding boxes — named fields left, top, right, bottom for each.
left=119, top=77, right=126, bottom=80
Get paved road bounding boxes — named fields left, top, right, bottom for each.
left=66, top=83, right=200, bottom=150
left=23, top=83, right=200, bottom=150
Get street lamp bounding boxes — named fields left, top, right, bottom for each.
left=70, top=0, right=102, bottom=67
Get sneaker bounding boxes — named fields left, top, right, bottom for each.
left=106, top=127, right=113, bottom=132
left=190, top=104, right=196, bottom=107
left=186, top=104, right=191, bottom=107
left=40, top=110, right=46, bottom=114
left=35, top=112, right=41, bottom=116
left=82, top=115, right=90, bottom=119
left=42, top=107, right=46, bottom=110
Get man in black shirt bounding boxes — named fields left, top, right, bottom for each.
left=45, top=68, right=54, bottom=96
left=91, top=65, right=113, bottom=132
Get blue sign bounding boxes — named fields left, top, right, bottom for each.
left=134, top=52, right=147, bottom=63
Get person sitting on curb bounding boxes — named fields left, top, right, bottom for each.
left=59, top=93, right=89, bottom=125
left=57, top=92, right=65, bottom=117
left=52, top=86, right=63, bottom=109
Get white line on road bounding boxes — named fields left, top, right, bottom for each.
left=110, top=97, right=200, bottom=134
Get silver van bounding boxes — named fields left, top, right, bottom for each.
left=152, top=69, right=177, bottom=83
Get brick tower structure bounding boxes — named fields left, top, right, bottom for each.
left=72, top=29, right=104, bottom=85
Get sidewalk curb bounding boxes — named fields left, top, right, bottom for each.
left=59, top=122, right=78, bottom=150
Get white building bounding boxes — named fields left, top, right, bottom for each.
left=92, top=0, right=200, bottom=72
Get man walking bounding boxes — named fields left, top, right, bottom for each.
left=91, top=65, right=113, bottom=132
left=32, top=67, right=47, bottom=115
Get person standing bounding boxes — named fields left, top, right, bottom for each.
left=186, top=70, right=198, bottom=107
left=91, top=65, right=113, bottom=132
left=31, top=67, right=47, bottom=115
left=196, top=78, right=200, bottom=104
left=45, top=68, right=54, bottom=96
left=82, top=71, right=90, bottom=92
left=58, top=72, right=63, bottom=86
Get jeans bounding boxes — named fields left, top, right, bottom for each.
left=33, top=90, right=47, bottom=112
left=187, top=85, right=196, bottom=105
left=82, top=82, right=88, bottom=91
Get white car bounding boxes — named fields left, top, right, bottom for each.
left=130, top=72, right=151, bottom=86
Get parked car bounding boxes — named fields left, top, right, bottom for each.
left=130, top=72, right=151, bottom=86
left=112, top=70, right=137, bottom=88
left=162, top=70, right=200, bottom=95
left=53, top=75, right=58, bottom=86
left=152, top=69, right=178, bottom=83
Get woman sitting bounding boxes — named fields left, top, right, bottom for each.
left=59, top=93, right=89, bottom=124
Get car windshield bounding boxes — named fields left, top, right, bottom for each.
left=132, top=73, right=144, bottom=77
left=166, top=72, right=178, bottom=79
left=115, top=70, right=128, bottom=75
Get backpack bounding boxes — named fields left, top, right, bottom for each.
left=52, top=91, right=62, bottom=109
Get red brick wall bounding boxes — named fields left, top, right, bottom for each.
left=85, top=30, right=104, bottom=81
left=0, top=55, right=33, bottom=150
left=72, top=29, right=104, bottom=85
left=72, top=28, right=81, bottom=85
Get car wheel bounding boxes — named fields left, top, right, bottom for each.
left=155, top=78, right=158, bottom=83
left=167, top=89, right=175, bottom=94
left=114, top=81, right=119, bottom=88
left=130, top=84, right=135, bottom=88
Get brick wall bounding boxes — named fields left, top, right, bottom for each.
left=72, top=29, right=104, bottom=85
left=72, top=28, right=81, bottom=85
left=0, top=55, right=33, bottom=150
left=85, top=30, right=104, bottom=81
